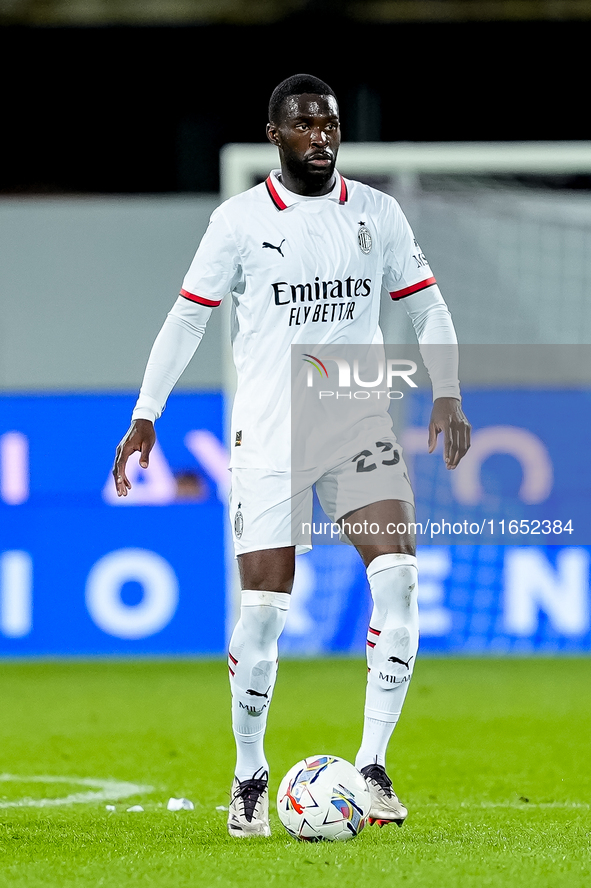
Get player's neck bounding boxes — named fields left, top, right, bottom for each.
left=277, top=168, right=336, bottom=197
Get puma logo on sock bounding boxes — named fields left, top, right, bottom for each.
left=388, top=656, right=414, bottom=669
left=246, top=686, right=271, bottom=699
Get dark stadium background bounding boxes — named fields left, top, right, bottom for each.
left=0, top=13, right=586, bottom=195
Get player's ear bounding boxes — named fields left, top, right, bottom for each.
left=266, top=123, right=280, bottom=146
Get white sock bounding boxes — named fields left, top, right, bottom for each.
left=228, top=590, right=290, bottom=782
left=355, top=554, right=419, bottom=771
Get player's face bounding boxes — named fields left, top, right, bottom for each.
left=267, top=94, right=341, bottom=193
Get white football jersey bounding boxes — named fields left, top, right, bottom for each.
left=181, top=170, right=438, bottom=471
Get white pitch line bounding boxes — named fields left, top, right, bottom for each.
left=472, top=801, right=590, bottom=810
left=425, top=800, right=590, bottom=810
left=0, top=774, right=153, bottom=808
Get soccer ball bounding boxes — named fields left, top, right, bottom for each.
left=276, top=754, right=371, bottom=842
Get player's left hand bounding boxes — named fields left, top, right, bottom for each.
left=428, top=397, right=471, bottom=469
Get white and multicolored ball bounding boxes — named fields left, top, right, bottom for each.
left=276, top=755, right=371, bottom=842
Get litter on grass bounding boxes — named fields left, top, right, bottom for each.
left=216, top=806, right=228, bottom=812
left=105, top=805, right=116, bottom=812
left=167, top=797, right=195, bottom=811
left=126, top=805, right=144, bottom=812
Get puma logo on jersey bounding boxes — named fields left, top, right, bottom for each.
left=388, top=655, right=414, bottom=669
left=262, top=239, right=285, bottom=257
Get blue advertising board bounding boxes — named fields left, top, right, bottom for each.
left=284, top=387, right=591, bottom=654
left=0, top=394, right=226, bottom=655
left=281, top=543, right=591, bottom=655
left=407, top=389, right=591, bottom=546
left=0, top=391, right=590, bottom=656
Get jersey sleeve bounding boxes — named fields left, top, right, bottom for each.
left=382, top=199, right=437, bottom=301
left=180, top=206, right=243, bottom=307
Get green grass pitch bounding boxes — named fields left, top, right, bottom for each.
left=0, top=657, right=589, bottom=887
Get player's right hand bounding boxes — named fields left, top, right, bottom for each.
left=112, top=419, right=156, bottom=497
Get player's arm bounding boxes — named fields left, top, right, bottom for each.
left=113, top=204, right=241, bottom=496
left=402, top=284, right=471, bottom=469
left=113, top=298, right=212, bottom=496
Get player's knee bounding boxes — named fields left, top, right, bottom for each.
left=367, top=556, right=418, bottom=627
left=392, top=573, right=419, bottom=626
left=238, top=552, right=295, bottom=593
left=241, top=604, right=287, bottom=650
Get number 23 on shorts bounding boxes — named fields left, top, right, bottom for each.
left=352, top=442, right=400, bottom=473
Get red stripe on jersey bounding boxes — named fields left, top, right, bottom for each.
left=366, top=640, right=376, bottom=648
left=180, top=288, right=222, bottom=307
left=265, top=176, right=288, bottom=210
left=228, top=652, right=238, bottom=665
left=368, top=626, right=381, bottom=636
left=390, top=276, right=437, bottom=301
left=228, top=666, right=235, bottom=677
left=339, top=176, right=348, bottom=205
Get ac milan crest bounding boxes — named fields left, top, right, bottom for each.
left=234, top=504, right=244, bottom=539
left=357, top=223, right=372, bottom=254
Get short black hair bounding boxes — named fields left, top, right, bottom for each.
left=268, top=74, right=337, bottom=124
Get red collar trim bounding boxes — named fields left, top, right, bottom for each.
left=265, top=176, right=288, bottom=210
left=265, top=174, right=348, bottom=210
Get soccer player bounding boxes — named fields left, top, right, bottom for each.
left=113, top=74, right=470, bottom=837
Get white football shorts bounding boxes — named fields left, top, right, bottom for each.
left=229, top=438, right=414, bottom=556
